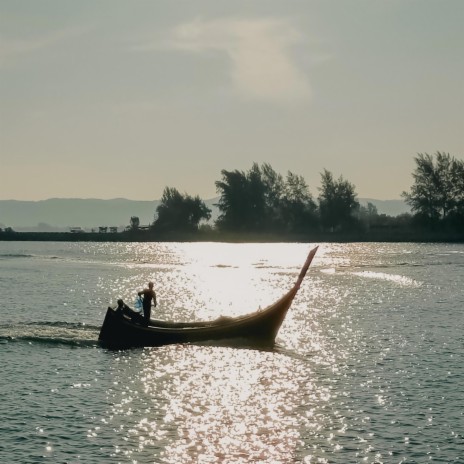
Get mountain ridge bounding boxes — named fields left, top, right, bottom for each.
left=0, top=197, right=410, bottom=232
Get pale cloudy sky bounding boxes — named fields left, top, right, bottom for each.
left=1, top=0, right=463, bottom=201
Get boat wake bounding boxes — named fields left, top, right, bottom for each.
left=351, top=270, right=422, bottom=287
left=0, top=253, right=35, bottom=260
left=0, top=321, right=101, bottom=347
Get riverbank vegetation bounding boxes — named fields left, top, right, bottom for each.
left=1, top=152, right=463, bottom=242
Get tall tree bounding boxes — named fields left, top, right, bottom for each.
left=402, top=152, right=464, bottom=224
left=246, top=163, right=267, bottom=229
left=153, top=187, right=211, bottom=233
left=215, top=163, right=280, bottom=231
left=280, top=171, right=318, bottom=232
left=215, top=169, right=254, bottom=231
left=318, top=169, right=359, bottom=231
left=261, top=163, right=285, bottom=219
left=449, top=157, right=464, bottom=225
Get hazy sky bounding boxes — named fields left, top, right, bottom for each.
left=1, top=0, right=463, bottom=201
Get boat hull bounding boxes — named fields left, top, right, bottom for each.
left=99, top=288, right=297, bottom=349
left=98, top=246, right=317, bottom=349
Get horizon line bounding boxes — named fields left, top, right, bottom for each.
left=0, top=195, right=405, bottom=202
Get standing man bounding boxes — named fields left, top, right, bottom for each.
left=138, top=281, right=157, bottom=324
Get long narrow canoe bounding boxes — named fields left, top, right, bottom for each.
left=99, top=246, right=318, bottom=349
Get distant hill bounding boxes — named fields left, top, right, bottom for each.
left=0, top=198, right=159, bottom=232
left=358, top=198, right=410, bottom=217
left=0, top=197, right=409, bottom=232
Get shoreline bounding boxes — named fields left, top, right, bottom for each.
left=1, top=230, right=463, bottom=243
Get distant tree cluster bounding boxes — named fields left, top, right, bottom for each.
left=212, top=163, right=367, bottom=234
left=0, top=227, right=15, bottom=234
left=402, top=152, right=464, bottom=228
left=215, top=163, right=319, bottom=233
left=152, top=187, right=212, bottom=233
left=149, top=162, right=362, bottom=235
left=318, top=169, right=360, bottom=232
left=134, top=151, right=462, bottom=238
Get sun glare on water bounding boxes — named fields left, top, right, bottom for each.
left=105, top=344, right=331, bottom=463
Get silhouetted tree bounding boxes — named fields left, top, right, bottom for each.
left=280, top=171, right=318, bottom=233
left=215, top=169, right=248, bottom=231
left=215, top=163, right=318, bottom=233
left=447, top=158, right=464, bottom=227
left=247, top=163, right=268, bottom=229
left=215, top=165, right=267, bottom=231
left=261, top=163, right=285, bottom=225
left=153, top=187, right=211, bottom=233
left=402, top=152, right=464, bottom=226
left=130, top=216, right=140, bottom=230
left=318, top=169, right=359, bottom=231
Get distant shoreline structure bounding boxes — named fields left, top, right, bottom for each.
left=0, top=197, right=410, bottom=232
left=1, top=228, right=462, bottom=244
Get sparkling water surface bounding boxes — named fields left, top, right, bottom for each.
left=0, top=242, right=463, bottom=463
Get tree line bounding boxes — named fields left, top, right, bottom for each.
left=125, top=151, right=462, bottom=237
left=2, top=151, right=462, bottom=241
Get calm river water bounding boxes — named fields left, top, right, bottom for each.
left=0, top=241, right=463, bottom=463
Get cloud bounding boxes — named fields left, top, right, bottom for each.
left=137, top=17, right=312, bottom=104
left=0, top=27, right=87, bottom=68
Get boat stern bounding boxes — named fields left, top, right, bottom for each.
left=98, top=307, right=117, bottom=343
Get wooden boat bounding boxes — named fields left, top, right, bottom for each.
left=99, top=246, right=318, bottom=349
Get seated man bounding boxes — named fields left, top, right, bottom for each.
left=115, top=299, right=144, bottom=324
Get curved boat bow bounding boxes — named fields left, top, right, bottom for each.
left=99, top=246, right=318, bottom=349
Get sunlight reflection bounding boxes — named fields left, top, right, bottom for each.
left=90, top=242, right=434, bottom=462
left=104, top=242, right=322, bottom=322
left=132, top=345, right=331, bottom=463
